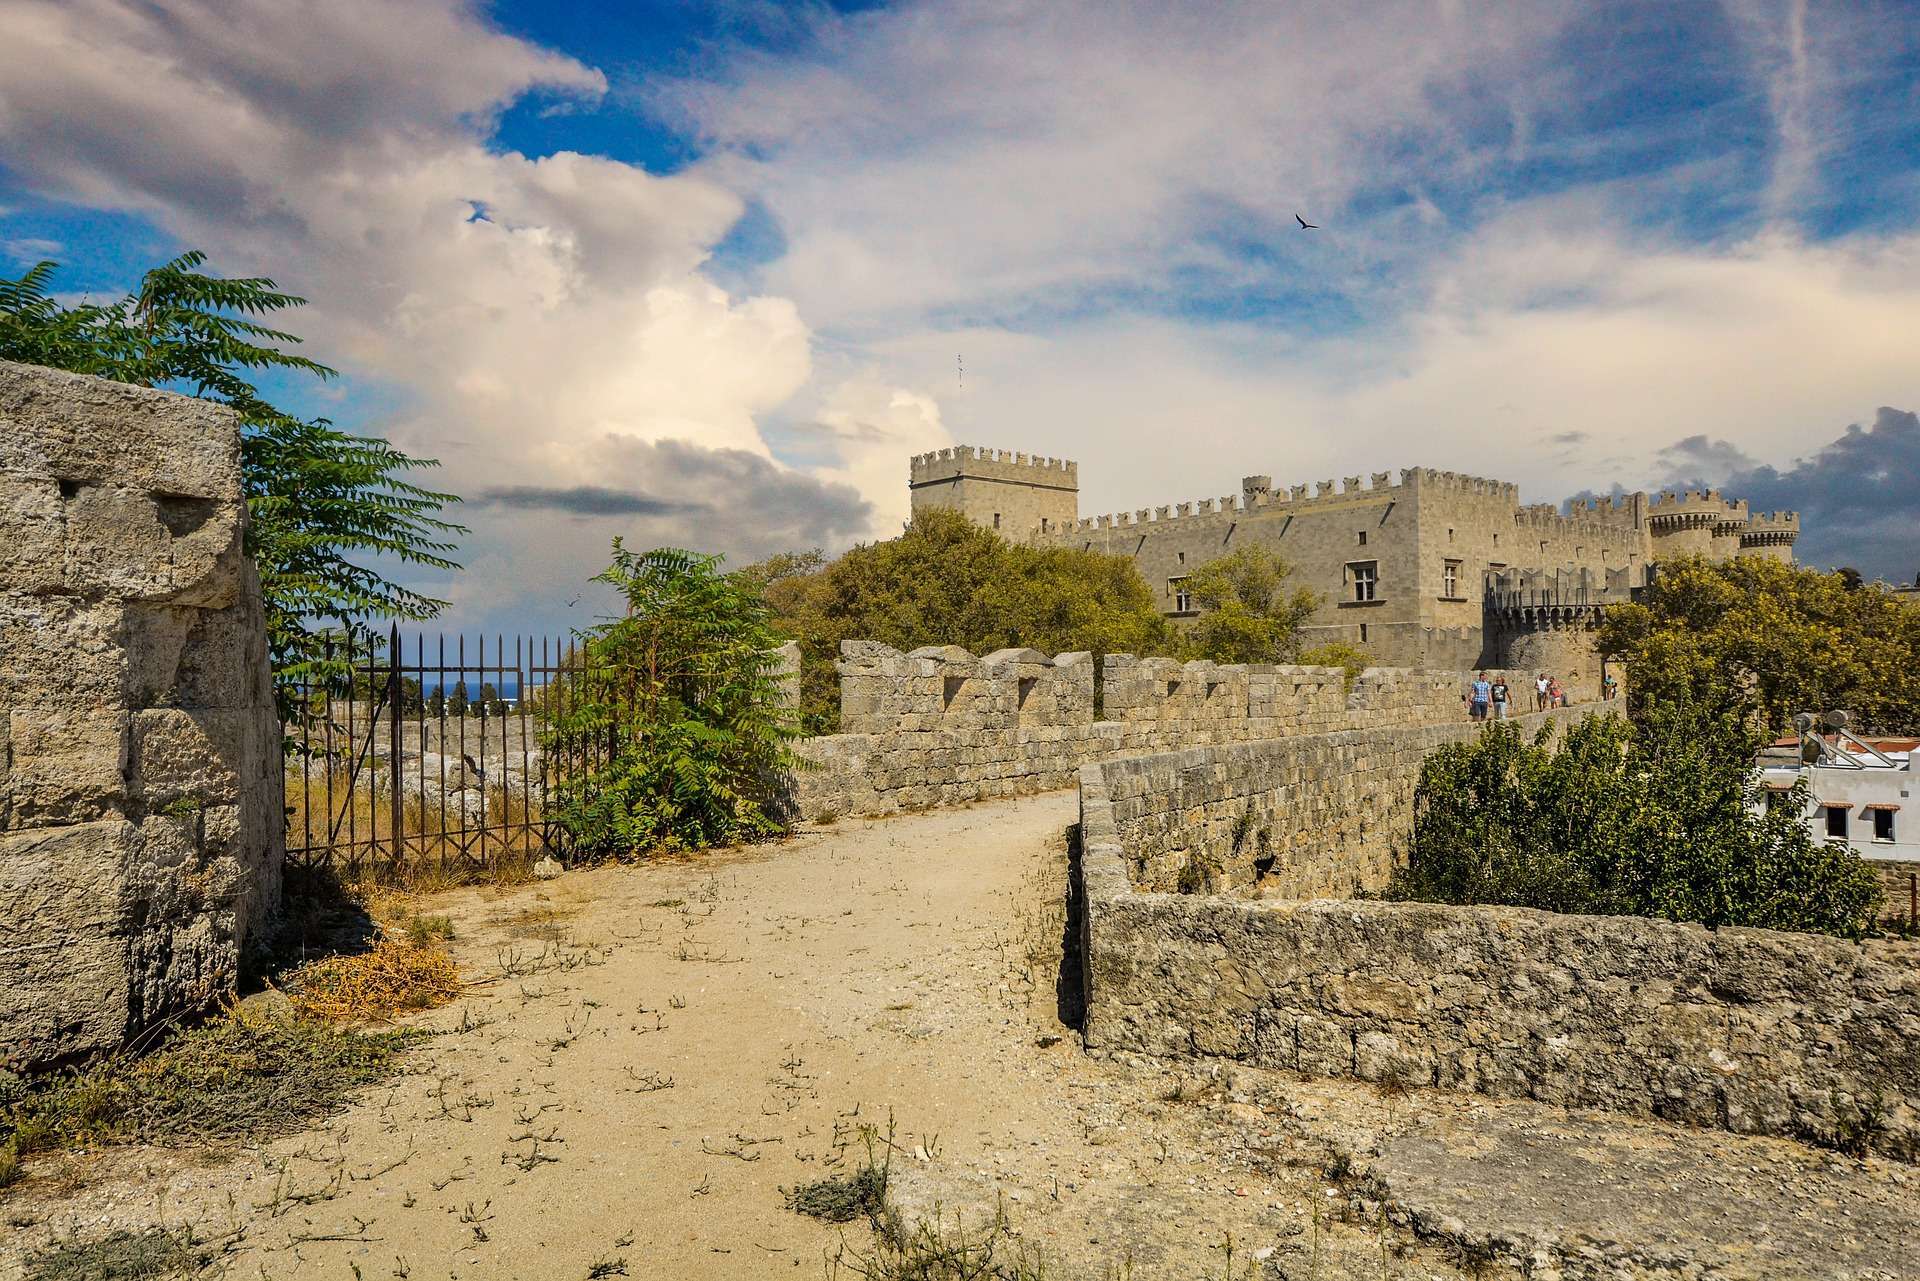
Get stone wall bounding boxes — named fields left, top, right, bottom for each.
left=1079, top=743, right=1920, bottom=1157
left=1, top=361, right=283, bottom=1069
left=1101, top=707, right=1576, bottom=899
left=788, top=640, right=1530, bottom=821
left=1867, top=857, right=1920, bottom=930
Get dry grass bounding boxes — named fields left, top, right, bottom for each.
left=286, top=936, right=463, bottom=1024
left=1, top=1007, right=411, bottom=1191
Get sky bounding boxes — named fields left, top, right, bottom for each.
left=3, top=0, right=1920, bottom=640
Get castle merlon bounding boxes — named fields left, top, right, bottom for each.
left=1061, top=465, right=1531, bottom=534
left=909, top=445, right=1079, bottom=488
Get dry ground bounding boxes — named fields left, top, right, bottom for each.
left=2, top=795, right=1911, bottom=1280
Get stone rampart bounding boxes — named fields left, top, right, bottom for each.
left=1, top=360, right=283, bottom=1068
left=789, top=640, right=1528, bottom=820
left=1079, top=733, right=1920, bottom=1157
left=1101, top=707, right=1578, bottom=899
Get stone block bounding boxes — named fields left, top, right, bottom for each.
left=6, top=707, right=130, bottom=827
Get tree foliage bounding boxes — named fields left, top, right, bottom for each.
left=755, top=507, right=1175, bottom=731
left=0, top=254, right=462, bottom=711
left=1597, top=556, right=1920, bottom=735
left=546, top=542, right=800, bottom=855
left=1388, top=702, right=1883, bottom=938
left=1178, top=546, right=1320, bottom=664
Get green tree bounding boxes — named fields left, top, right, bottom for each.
left=754, top=507, right=1173, bottom=731
left=478, top=682, right=499, bottom=717
left=0, top=255, right=462, bottom=714
left=428, top=689, right=446, bottom=719
left=1178, top=547, right=1320, bottom=663
left=1389, top=702, right=1883, bottom=938
left=546, top=542, right=800, bottom=855
left=447, top=681, right=470, bottom=719
left=1597, top=556, right=1920, bottom=734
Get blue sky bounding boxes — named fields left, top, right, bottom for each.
left=4, top=0, right=1920, bottom=639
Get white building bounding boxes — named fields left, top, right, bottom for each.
left=1760, top=726, right=1916, bottom=862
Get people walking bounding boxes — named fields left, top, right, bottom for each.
left=1548, top=675, right=1565, bottom=708
left=1491, top=675, right=1510, bottom=719
left=1469, top=672, right=1492, bottom=721
left=1535, top=672, right=1550, bottom=711
left=1603, top=671, right=1618, bottom=701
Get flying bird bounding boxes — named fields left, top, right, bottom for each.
left=1295, top=213, right=1318, bottom=230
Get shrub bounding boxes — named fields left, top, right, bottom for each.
left=1389, top=699, right=1883, bottom=938
left=546, top=542, right=801, bottom=856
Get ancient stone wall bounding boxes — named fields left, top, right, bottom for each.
left=1, top=361, right=282, bottom=1069
left=1079, top=742, right=1920, bottom=1157
left=1867, top=857, right=1920, bottom=931
left=1101, top=707, right=1576, bottom=899
left=789, top=640, right=1526, bottom=820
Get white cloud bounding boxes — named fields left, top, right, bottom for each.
left=0, top=0, right=894, bottom=629
left=4, top=0, right=1917, bottom=634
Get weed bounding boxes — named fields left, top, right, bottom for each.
left=814, top=810, right=840, bottom=826
left=288, top=936, right=461, bottom=1023
left=1830, top=1091, right=1889, bottom=1158
left=587, top=1257, right=629, bottom=1278
left=783, top=1165, right=887, bottom=1224
left=0, top=1008, right=411, bottom=1186
left=22, top=1225, right=235, bottom=1280
left=401, top=914, right=454, bottom=946
left=647, top=899, right=685, bottom=909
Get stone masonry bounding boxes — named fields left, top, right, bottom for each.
left=1078, top=737, right=1920, bottom=1157
left=1103, top=706, right=1581, bottom=899
left=1, top=361, right=283, bottom=1069
left=788, top=638, right=1533, bottom=821
left=908, top=446, right=1800, bottom=673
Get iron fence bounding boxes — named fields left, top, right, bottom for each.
left=285, top=625, right=605, bottom=878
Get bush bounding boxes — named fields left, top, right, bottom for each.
left=1388, top=699, right=1883, bottom=938
left=546, top=542, right=800, bottom=855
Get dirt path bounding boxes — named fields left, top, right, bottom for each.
left=5, top=795, right=1912, bottom=1281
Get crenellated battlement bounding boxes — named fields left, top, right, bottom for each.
left=1647, top=489, right=1749, bottom=527
left=909, top=445, right=1078, bottom=487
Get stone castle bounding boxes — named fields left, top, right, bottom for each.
left=910, top=446, right=1800, bottom=697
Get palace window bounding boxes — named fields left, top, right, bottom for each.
left=1349, top=561, right=1378, bottom=602
left=1447, top=527, right=1455, bottom=543
left=1357, top=530, right=1368, bottom=546
left=1359, top=623, right=1368, bottom=643
left=1826, top=805, right=1849, bottom=840
left=1040, top=517, right=1050, bottom=533
left=993, top=512, right=1001, bottom=529
left=1177, top=551, right=1186, bottom=565
left=1170, top=576, right=1193, bottom=613
left=1443, top=559, right=1462, bottom=598
left=1873, top=806, right=1898, bottom=843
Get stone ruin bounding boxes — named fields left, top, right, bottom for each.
left=0, top=360, right=282, bottom=1069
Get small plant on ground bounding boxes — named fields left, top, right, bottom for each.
left=287, top=934, right=462, bottom=1023
left=784, top=1164, right=888, bottom=1223
left=21, top=1225, right=237, bottom=1281
left=0, top=1008, right=411, bottom=1188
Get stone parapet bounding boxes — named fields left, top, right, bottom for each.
left=1077, top=725, right=1920, bottom=1157
left=0, top=360, right=282, bottom=1069
left=788, top=640, right=1533, bottom=820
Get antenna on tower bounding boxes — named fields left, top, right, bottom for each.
left=957, top=353, right=963, bottom=389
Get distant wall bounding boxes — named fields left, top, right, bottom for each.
left=1079, top=737, right=1920, bottom=1157
left=0, top=361, right=283, bottom=1069
left=788, top=640, right=1526, bottom=820
left=1102, top=706, right=1576, bottom=899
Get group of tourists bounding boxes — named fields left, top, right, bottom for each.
left=1465, top=671, right=1570, bottom=720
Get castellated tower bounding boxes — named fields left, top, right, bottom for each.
left=909, top=446, right=1079, bottom=538
left=1739, top=512, right=1800, bottom=563
left=1646, top=490, right=1748, bottom=562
